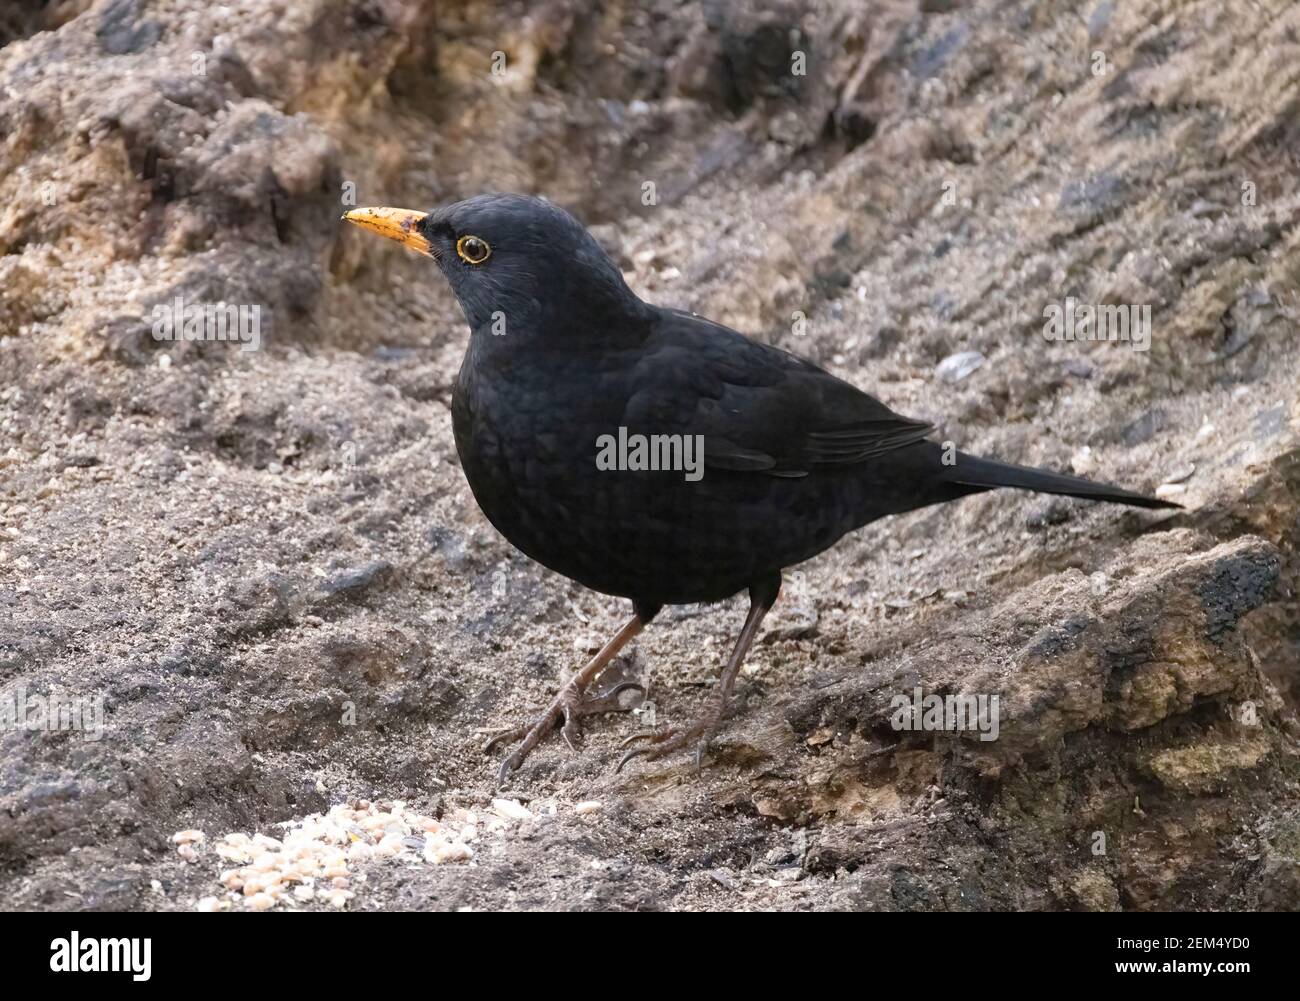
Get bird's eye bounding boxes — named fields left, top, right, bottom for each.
left=456, top=235, right=491, bottom=265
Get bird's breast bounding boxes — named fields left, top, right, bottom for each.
left=448, top=349, right=864, bottom=603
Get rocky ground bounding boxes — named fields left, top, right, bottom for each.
left=1, top=0, right=1298, bottom=911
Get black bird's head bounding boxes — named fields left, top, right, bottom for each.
left=344, top=194, right=646, bottom=341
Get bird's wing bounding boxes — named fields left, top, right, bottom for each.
left=623, top=309, right=934, bottom=477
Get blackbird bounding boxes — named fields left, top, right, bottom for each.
left=343, top=194, right=1177, bottom=781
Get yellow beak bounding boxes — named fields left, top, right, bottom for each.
left=342, top=207, right=432, bottom=257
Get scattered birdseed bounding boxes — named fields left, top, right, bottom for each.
left=179, top=797, right=545, bottom=911
left=424, top=839, right=473, bottom=864
left=491, top=798, right=532, bottom=822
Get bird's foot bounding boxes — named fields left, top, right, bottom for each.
left=484, top=680, right=644, bottom=784
left=616, top=705, right=723, bottom=774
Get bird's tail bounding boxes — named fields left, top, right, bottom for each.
left=947, top=451, right=1180, bottom=510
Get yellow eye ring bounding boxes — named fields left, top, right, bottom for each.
left=456, top=235, right=491, bottom=264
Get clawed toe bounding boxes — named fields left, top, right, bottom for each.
left=497, top=746, right=532, bottom=785
left=578, top=681, right=644, bottom=714
left=614, top=728, right=676, bottom=771
left=618, top=728, right=673, bottom=750
left=615, top=742, right=662, bottom=773
left=485, top=665, right=648, bottom=781
left=615, top=723, right=714, bottom=774
left=482, top=722, right=533, bottom=755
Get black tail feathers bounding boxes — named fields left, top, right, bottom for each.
left=949, top=452, right=1180, bottom=510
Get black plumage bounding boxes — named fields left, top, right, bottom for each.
left=344, top=193, right=1177, bottom=780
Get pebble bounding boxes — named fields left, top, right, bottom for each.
left=708, top=869, right=739, bottom=891
left=935, top=351, right=985, bottom=384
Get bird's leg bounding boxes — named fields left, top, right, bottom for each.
left=618, top=576, right=779, bottom=774
left=486, top=603, right=660, bottom=782
left=481, top=676, right=644, bottom=757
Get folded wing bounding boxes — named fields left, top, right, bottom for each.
left=624, top=309, right=933, bottom=477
